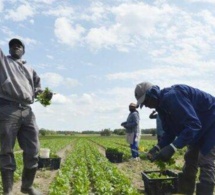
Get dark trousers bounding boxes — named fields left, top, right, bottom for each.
left=0, top=103, right=39, bottom=171
left=183, top=145, right=215, bottom=185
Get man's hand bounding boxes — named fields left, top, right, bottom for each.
left=147, top=145, right=160, bottom=161
left=45, top=91, right=53, bottom=101
left=121, top=122, right=127, bottom=127
left=152, top=145, right=175, bottom=162
left=35, top=87, right=53, bottom=107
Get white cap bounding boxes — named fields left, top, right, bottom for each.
left=134, top=82, right=153, bottom=107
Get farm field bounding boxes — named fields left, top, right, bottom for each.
left=0, top=135, right=186, bottom=195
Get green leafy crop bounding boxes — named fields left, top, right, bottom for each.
left=35, top=87, right=52, bottom=107
left=155, top=158, right=176, bottom=171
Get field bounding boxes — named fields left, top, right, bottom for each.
left=0, top=135, right=186, bottom=195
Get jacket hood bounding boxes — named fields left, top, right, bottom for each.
left=146, top=85, right=161, bottom=100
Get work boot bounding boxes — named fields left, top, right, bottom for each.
left=177, top=172, right=196, bottom=195
left=1, top=170, right=14, bottom=195
left=21, top=168, right=42, bottom=195
left=196, top=182, right=214, bottom=195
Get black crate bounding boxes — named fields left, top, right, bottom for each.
left=38, top=157, right=50, bottom=169
left=105, top=151, right=123, bottom=163
left=38, top=157, right=61, bottom=170
left=141, top=170, right=178, bottom=195
left=50, top=158, right=61, bottom=170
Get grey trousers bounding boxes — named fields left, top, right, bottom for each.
left=0, top=104, right=39, bottom=171
left=183, top=145, right=215, bottom=184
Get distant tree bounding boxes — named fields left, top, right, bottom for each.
left=100, top=129, right=112, bottom=136
left=82, top=130, right=100, bottom=134
left=142, top=128, right=156, bottom=136
left=39, top=128, right=47, bottom=136
left=113, top=129, right=126, bottom=135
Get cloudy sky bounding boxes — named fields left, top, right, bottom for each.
left=0, top=0, right=215, bottom=131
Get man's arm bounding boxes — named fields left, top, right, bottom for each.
left=124, top=112, right=139, bottom=128
left=149, top=110, right=157, bottom=119
left=33, top=70, right=42, bottom=97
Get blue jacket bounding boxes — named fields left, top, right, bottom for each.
left=147, top=84, right=215, bottom=155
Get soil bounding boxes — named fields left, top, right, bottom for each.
left=12, top=144, right=73, bottom=195
left=97, top=145, right=157, bottom=194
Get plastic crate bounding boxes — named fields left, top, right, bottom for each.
left=38, top=157, right=61, bottom=170
left=141, top=170, right=178, bottom=195
left=105, top=151, right=123, bottom=163
left=50, top=158, right=61, bottom=170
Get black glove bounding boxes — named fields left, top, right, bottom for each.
left=121, top=122, right=127, bottom=126
left=152, top=144, right=175, bottom=162
left=35, top=89, right=43, bottom=97
left=45, top=91, right=53, bottom=101
left=147, top=145, right=160, bottom=161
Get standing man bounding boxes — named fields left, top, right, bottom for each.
left=134, top=82, right=215, bottom=195
left=0, top=38, right=52, bottom=195
left=149, top=110, right=164, bottom=142
left=121, top=103, right=141, bottom=160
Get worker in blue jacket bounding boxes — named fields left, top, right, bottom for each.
left=134, top=82, right=215, bottom=195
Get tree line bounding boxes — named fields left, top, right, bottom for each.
left=39, top=128, right=156, bottom=136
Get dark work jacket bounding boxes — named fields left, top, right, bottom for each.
left=148, top=84, right=215, bottom=155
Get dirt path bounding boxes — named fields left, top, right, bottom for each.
left=97, top=145, right=155, bottom=194
left=12, top=144, right=73, bottom=195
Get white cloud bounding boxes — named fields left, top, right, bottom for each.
left=34, top=0, right=56, bottom=4
left=40, top=72, right=80, bottom=88
left=5, top=4, right=34, bottom=21
left=84, top=2, right=176, bottom=51
left=0, top=0, right=4, bottom=12
left=81, top=2, right=107, bottom=23
left=52, top=93, right=71, bottom=104
left=43, top=6, right=74, bottom=17
left=106, top=65, right=212, bottom=84
left=77, top=93, right=94, bottom=105
left=85, top=26, right=119, bottom=51
left=199, top=10, right=215, bottom=27
left=41, top=72, right=63, bottom=87
left=188, top=0, right=215, bottom=3
left=54, top=17, right=85, bottom=46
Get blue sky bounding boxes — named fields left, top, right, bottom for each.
left=0, top=0, right=215, bottom=131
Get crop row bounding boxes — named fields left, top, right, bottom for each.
left=49, top=138, right=140, bottom=195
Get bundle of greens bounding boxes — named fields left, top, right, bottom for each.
left=35, top=87, right=52, bottom=107
left=155, top=158, right=176, bottom=171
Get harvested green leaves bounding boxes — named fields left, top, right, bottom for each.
left=155, top=158, right=176, bottom=171
left=35, top=87, right=52, bottom=107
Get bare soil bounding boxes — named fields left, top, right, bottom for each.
left=12, top=144, right=72, bottom=195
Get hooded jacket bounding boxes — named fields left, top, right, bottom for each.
left=0, top=48, right=41, bottom=104
left=148, top=84, right=215, bottom=155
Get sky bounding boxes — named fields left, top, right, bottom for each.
left=0, top=0, right=215, bottom=132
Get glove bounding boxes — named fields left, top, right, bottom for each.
left=152, top=144, right=176, bottom=162
left=121, top=122, right=127, bottom=126
left=147, top=145, right=160, bottom=161
left=35, top=89, right=43, bottom=97
left=45, top=91, right=53, bottom=101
